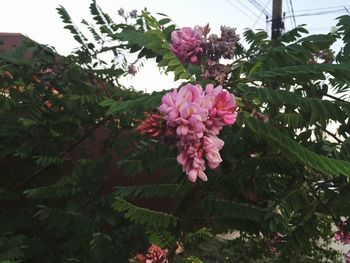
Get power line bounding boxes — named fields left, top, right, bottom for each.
left=286, top=5, right=350, bottom=14
left=252, top=0, right=272, bottom=29
left=248, top=0, right=271, bottom=16
left=284, top=0, right=295, bottom=28
left=237, top=0, right=261, bottom=19
left=224, top=0, right=265, bottom=28
left=289, top=0, right=297, bottom=28
left=284, top=7, right=349, bottom=19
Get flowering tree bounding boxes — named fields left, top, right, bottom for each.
left=1, top=1, right=350, bottom=262
left=110, top=10, right=350, bottom=263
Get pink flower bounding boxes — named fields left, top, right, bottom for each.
left=208, top=92, right=237, bottom=134
left=267, top=232, right=286, bottom=253
left=335, top=220, right=350, bottom=244
left=137, top=113, right=173, bottom=138
left=159, top=90, right=178, bottom=126
left=137, top=113, right=163, bottom=137
left=158, top=83, right=238, bottom=182
left=159, top=84, right=208, bottom=137
left=171, top=26, right=204, bottom=64
left=203, top=133, right=224, bottom=169
left=203, top=85, right=237, bottom=135
left=136, top=245, right=168, bottom=263
left=212, top=89, right=237, bottom=125
left=177, top=136, right=207, bottom=182
left=346, top=250, right=350, bottom=263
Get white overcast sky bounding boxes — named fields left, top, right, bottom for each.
left=1, top=0, right=349, bottom=91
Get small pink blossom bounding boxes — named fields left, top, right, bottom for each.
left=203, top=133, right=224, bottom=169
left=204, top=85, right=237, bottom=135
left=171, top=26, right=204, bottom=64
left=346, top=249, right=350, bottom=263
left=136, top=113, right=173, bottom=138
left=335, top=220, right=350, bottom=244
left=177, top=136, right=207, bottom=182
left=267, top=232, right=286, bottom=253
left=137, top=114, right=163, bottom=137
left=212, top=89, right=237, bottom=125
left=136, top=245, right=168, bottom=263
left=159, top=84, right=208, bottom=138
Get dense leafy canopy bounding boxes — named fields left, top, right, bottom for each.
left=1, top=1, right=350, bottom=262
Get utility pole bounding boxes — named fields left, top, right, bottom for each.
left=271, top=0, right=283, bottom=39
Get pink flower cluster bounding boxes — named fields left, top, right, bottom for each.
left=159, top=83, right=237, bottom=182
left=137, top=113, right=173, bottom=138
left=334, top=220, right=350, bottom=262
left=335, top=220, right=350, bottom=244
left=136, top=245, right=168, bottom=263
left=171, top=26, right=204, bottom=64
left=267, top=232, right=286, bottom=253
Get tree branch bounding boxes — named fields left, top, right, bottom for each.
left=303, top=175, right=339, bottom=223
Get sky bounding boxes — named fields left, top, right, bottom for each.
left=1, top=0, right=349, bottom=92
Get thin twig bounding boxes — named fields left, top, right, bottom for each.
left=303, top=175, right=339, bottom=223
left=314, top=123, right=343, bottom=144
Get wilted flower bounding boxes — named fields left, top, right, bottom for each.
left=118, top=8, right=125, bottom=17
left=267, top=232, right=285, bottom=253
left=202, top=23, right=211, bottom=37
left=205, top=26, right=239, bottom=61
left=220, top=26, right=239, bottom=43
left=171, top=26, right=204, bottom=64
left=129, top=9, right=138, bottom=18
left=252, top=109, right=269, bottom=123
left=44, top=100, right=53, bottom=109
left=201, top=59, right=230, bottom=85
left=1, top=70, right=13, bottom=79
left=128, top=64, right=137, bottom=76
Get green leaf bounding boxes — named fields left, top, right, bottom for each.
left=112, top=197, right=179, bottom=228
left=245, top=116, right=350, bottom=177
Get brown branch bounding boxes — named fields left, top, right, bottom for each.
left=303, top=175, right=339, bottom=223
left=319, top=92, right=349, bottom=103
left=314, top=123, right=343, bottom=144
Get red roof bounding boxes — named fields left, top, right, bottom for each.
left=0, top=33, right=26, bottom=54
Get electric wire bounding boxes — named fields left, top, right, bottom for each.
left=289, top=0, right=297, bottom=28
left=284, top=7, right=349, bottom=19
left=285, top=0, right=295, bottom=29
left=252, top=0, right=272, bottom=29
left=248, top=0, right=271, bottom=16
left=286, top=5, right=350, bottom=14
left=224, top=0, right=265, bottom=28
left=237, top=0, right=261, bottom=19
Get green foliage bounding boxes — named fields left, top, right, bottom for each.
left=0, top=5, right=151, bottom=261
left=244, top=116, right=350, bottom=177
left=105, top=10, right=350, bottom=262
left=113, top=197, right=179, bottom=228
left=2, top=1, right=350, bottom=262
left=174, top=236, right=343, bottom=263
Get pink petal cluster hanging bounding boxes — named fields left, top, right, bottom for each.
left=159, top=83, right=237, bottom=182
